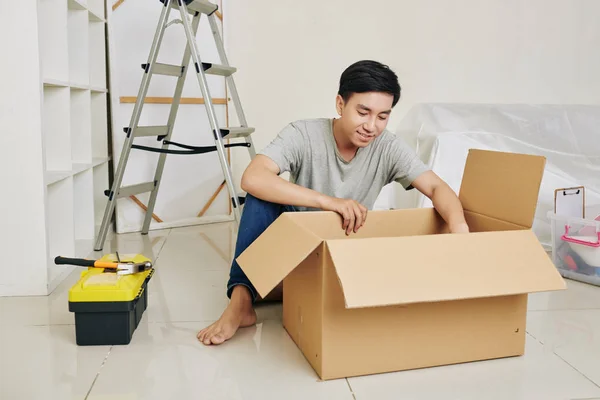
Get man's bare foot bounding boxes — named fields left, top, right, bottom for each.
left=197, top=285, right=257, bottom=345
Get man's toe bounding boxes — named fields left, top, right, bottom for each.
left=203, top=330, right=216, bottom=345
left=198, top=327, right=212, bottom=343
left=211, top=333, right=226, bottom=345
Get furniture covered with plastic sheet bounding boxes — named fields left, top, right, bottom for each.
left=394, top=104, right=600, bottom=248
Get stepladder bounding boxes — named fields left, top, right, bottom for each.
left=94, top=0, right=255, bottom=251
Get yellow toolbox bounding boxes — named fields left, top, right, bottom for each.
left=67, top=253, right=154, bottom=346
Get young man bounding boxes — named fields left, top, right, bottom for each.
left=198, top=60, right=469, bottom=345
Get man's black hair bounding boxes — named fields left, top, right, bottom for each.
left=338, top=60, right=401, bottom=107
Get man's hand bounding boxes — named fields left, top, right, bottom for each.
left=318, top=196, right=368, bottom=235
left=449, top=222, right=470, bottom=234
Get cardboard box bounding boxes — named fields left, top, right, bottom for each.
left=237, top=149, right=567, bottom=380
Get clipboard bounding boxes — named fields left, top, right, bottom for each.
left=554, top=186, right=585, bottom=218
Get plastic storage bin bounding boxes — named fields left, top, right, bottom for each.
left=548, top=211, right=600, bottom=286
left=68, top=254, right=154, bottom=345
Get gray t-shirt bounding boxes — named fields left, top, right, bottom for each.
left=259, top=118, right=429, bottom=210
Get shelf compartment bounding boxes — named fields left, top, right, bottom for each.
left=46, top=177, right=75, bottom=286
left=43, top=86, right=71, bottom=172
left=91, top=92, right=109, bottom=159
left=70, top=88, right=92, bottom=165
left=93, top=162, right=110, bottom=234
left=68, top=8, right=90, bottom=86
left=39, top=0, right=69, bottom=82
left=45, top=170, right=72, bottom=186
left=73, top=169, right=95, bottom=259
left=93, top=157, right=109, bottom=167
left=90, top=86, right=108, bottom=93
left=43, top=79, right=70, bottom=88
left=89, top=20, right=107, bottom=89
left=67, top=0, right=86, bottom=11
left=88, top=9, right=105, bottom=22
left=70, top=82, right=90, bottom=91
left=87, top=0, right=104, bottom=18
left=72, top=163, right=92, bottom=175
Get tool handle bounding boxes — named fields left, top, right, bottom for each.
left=94, top=261, right=119, bottom=269
left=54, top=256, right=95, bottom=267
left=54, top=256, right=120, bottom=270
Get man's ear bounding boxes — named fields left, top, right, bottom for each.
left=335, top=94, right=344, bottom=116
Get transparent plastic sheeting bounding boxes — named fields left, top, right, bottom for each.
left=395, top=104, right=600, bottom=248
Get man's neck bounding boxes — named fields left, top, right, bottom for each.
left=332, top=118, right=359, bottom=162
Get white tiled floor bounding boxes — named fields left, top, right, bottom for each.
left=2, top=222, right=600, bottom=399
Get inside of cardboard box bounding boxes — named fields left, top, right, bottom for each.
left=287, top=208, right=448, bottom=240
left=464, top=211, right=527, bottom=233
left=285, top=206, right=526, bottom=241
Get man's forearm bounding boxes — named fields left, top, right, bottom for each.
left=241, top=167, right=326, bottom=209
left=431, top=183, right=469, bottom=232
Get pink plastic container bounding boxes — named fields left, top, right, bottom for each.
left=548, top=211, right=600, bottom=286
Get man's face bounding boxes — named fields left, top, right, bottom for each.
left=336, top=91, right=394, bottom=148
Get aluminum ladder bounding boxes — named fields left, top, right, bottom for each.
left=94, top=0, right=255, bottom=251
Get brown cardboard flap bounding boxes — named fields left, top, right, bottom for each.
left=236, top=213, right=323, bottom=298
left=326, top=230, right=565, bottom=309
left=459, top=149, right=546, bottom=228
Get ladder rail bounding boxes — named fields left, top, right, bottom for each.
left=94, top=1, right=173, bottom=251
left=207, top=13, right=256, bottom=159
left=141, top=8, right=203, bottom=234
left=177, top=1, right=242, bottom=221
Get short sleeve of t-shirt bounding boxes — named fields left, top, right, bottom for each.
left=258, top=123, right=305, bottom=175
left=385, top=135, right=430, bottom=189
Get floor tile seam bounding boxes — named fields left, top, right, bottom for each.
left=152, top=229, right=173, bottom=263
left=527, top=332, right=600, bottom=392
left=571, top=397, right=600, bottom=400
left=527, top=308, right=600, bottom=313
left=345, top=378, right=357, bottom=399
left=84, top=346, right=113, bottom=400
left=554, top=352, right=600, bottom=391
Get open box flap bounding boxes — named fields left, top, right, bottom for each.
left=236, top=213, right=323, bottom=299
left=459, top=149, right=546, bottom=228
left=326, top=230, right=566, bottom=309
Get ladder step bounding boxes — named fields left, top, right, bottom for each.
left=220, top=127, right=254, bottom=139
left=127, top=126, right=170, bottom=138
left=177, top=0, right=219, bottom=16
left=117, top=182, right=156, bottom=199
left=142, top=62, right=184, bottom=77
left=200, top=63, right=236, bottom=77
left=231, top=193, right=246, bottom=208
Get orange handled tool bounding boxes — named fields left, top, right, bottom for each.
left=54, top=256, right=152, bottom=275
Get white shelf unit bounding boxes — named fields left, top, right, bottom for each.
left=0, top=0, right=113, bottom=296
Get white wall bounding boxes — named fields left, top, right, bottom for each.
left=223, top=0, right=600, bottom=207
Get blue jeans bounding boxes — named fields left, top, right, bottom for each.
left=226, top=194, right=298, bottom=302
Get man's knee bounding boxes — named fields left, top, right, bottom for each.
left=238, top=193, right=286, bottom=229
